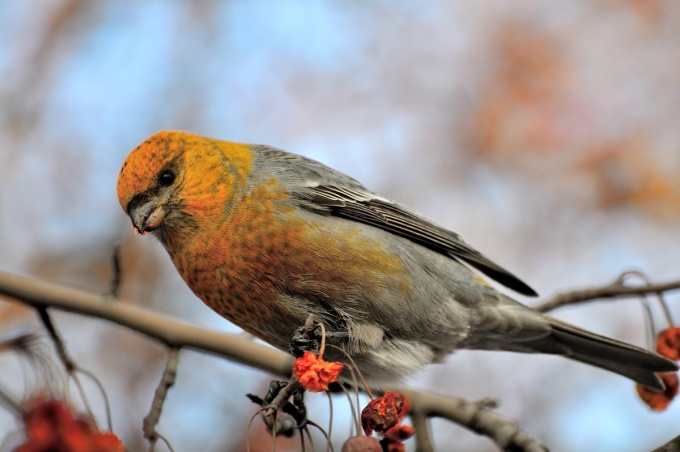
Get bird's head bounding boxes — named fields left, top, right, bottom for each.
left=117, top=131, right=252, bottom=238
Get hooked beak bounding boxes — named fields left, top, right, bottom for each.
left=129, top=199, right=167, bottom=235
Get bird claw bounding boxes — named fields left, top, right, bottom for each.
left=246, top=380, right=307, bottom=437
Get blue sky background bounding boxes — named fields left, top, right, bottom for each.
left=1, top=1, right=680, bottom=451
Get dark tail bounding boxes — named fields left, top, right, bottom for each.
left=523, top=317, right=677, bottom=390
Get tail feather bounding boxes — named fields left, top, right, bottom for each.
left=515, top=317, right=677, bottom=390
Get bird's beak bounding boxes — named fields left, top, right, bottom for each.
left=129, top=200, right=167, bottom=235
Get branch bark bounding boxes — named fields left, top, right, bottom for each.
left=535, top=276, right=680, bottom=313
left=401, top=390, right=547, bottom=452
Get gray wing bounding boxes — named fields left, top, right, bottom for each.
left=255, top=147, right=538, bottom=297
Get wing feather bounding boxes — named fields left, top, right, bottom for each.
left=292, top=184, right=538, bottom=296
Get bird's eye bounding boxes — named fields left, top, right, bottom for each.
left=159, top=170, right=175, bottom=186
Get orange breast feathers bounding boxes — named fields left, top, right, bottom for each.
left=166, top=175, right=412, bottom=336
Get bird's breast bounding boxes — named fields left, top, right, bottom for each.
left=163, top=178, right=413, bottom=345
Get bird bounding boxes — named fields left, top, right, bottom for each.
left=116, top=130, right=677, bottom=390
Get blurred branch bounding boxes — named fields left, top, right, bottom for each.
left=409, top=408, right=433, bottom=452
left=36, top=306, right=74, bottom=372
left=653, top=433, right=680, bottom=452
left=535, top=274, right=680, bottom=313
left=35, top=305, right=101, bottom=427
left=109, top=245, right=122, bottom=298
left=0, top=383, right=21, bottom=419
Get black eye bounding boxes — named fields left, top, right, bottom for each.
left=159, top=169, right=175, bottom=186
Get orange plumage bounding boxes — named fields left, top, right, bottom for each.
left=117, top=130, right=677, bottom=388
left=117, top=131, right=409, bottom=353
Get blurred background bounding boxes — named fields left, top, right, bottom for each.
left=1, top=1, right=679, bottom=450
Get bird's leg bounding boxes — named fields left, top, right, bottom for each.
left=288, top=314, right=323, bottom=357
left=289, top=313, right=350, bottom=357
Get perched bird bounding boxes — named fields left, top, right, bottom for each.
left=117, top=131, right=677, bottom=389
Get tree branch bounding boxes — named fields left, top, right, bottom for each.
left=0, top=271, right=294, bottom=377
left=535, top=276, right=680, bottom=313
left=653, top=433, right=680, bottom=452
left=0, top=270, right=593, bottom=451
left=143, top=347, right=180, bottom=449
left=400, top=390, right=547, bottom=452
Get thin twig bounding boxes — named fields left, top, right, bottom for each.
left=303, top=426, right=315, bottom=452
left=535, top=275, right=680, bottom=313
left=0, top=384, right=21, bottom=419
left=621, top=271, right=677, bottom=327
left=36, top=306, right=74, bottom=372
left=299, top=427, right=306, bottom=452
left=66, top=373, right=94, bottom=424
left=325, top=391, right=333, bottom=452
left=318, top=322, right=326, bottom=359
left=307, top=419, right=334, bottom=452
left=154, top=432, right=174, bottom=452
left=327, top=344, right=373, bottom=399
left=246, top=407, right=268, bottom=452
left=337, top=383, right=360, bottom=436
left=620, top=271, right=673, bottom=347
left=109, top=245, right=122, bottom=298
left=400, top=388, right=548, bottom=452
left=271, top=415, right=277, bottom=452
left=78, top=367, right=113, bottom=431
left=35, top=306, right=98, bottom=422
left=0, top=333, right=60, bottom=405
left=0, top=333, right=41, bottom=355
left=143, top=347, right=180, bottom=447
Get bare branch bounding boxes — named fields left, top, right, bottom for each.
left=653, top=433, right=680, bottom=452
left=143, top=347, right=180, bottom=450
left=36, top=306, right=75, bottom=373
left=400, top=389, right=548, bottom=452
left=409, top=408, right=433, bottom=452
left=0, top=384, right=21, bottom=419
left=109, top=245, right=122, bottom=298
left=535, top=276, right=680, bottom=313
left=35, top=306, right=103, bottom=426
